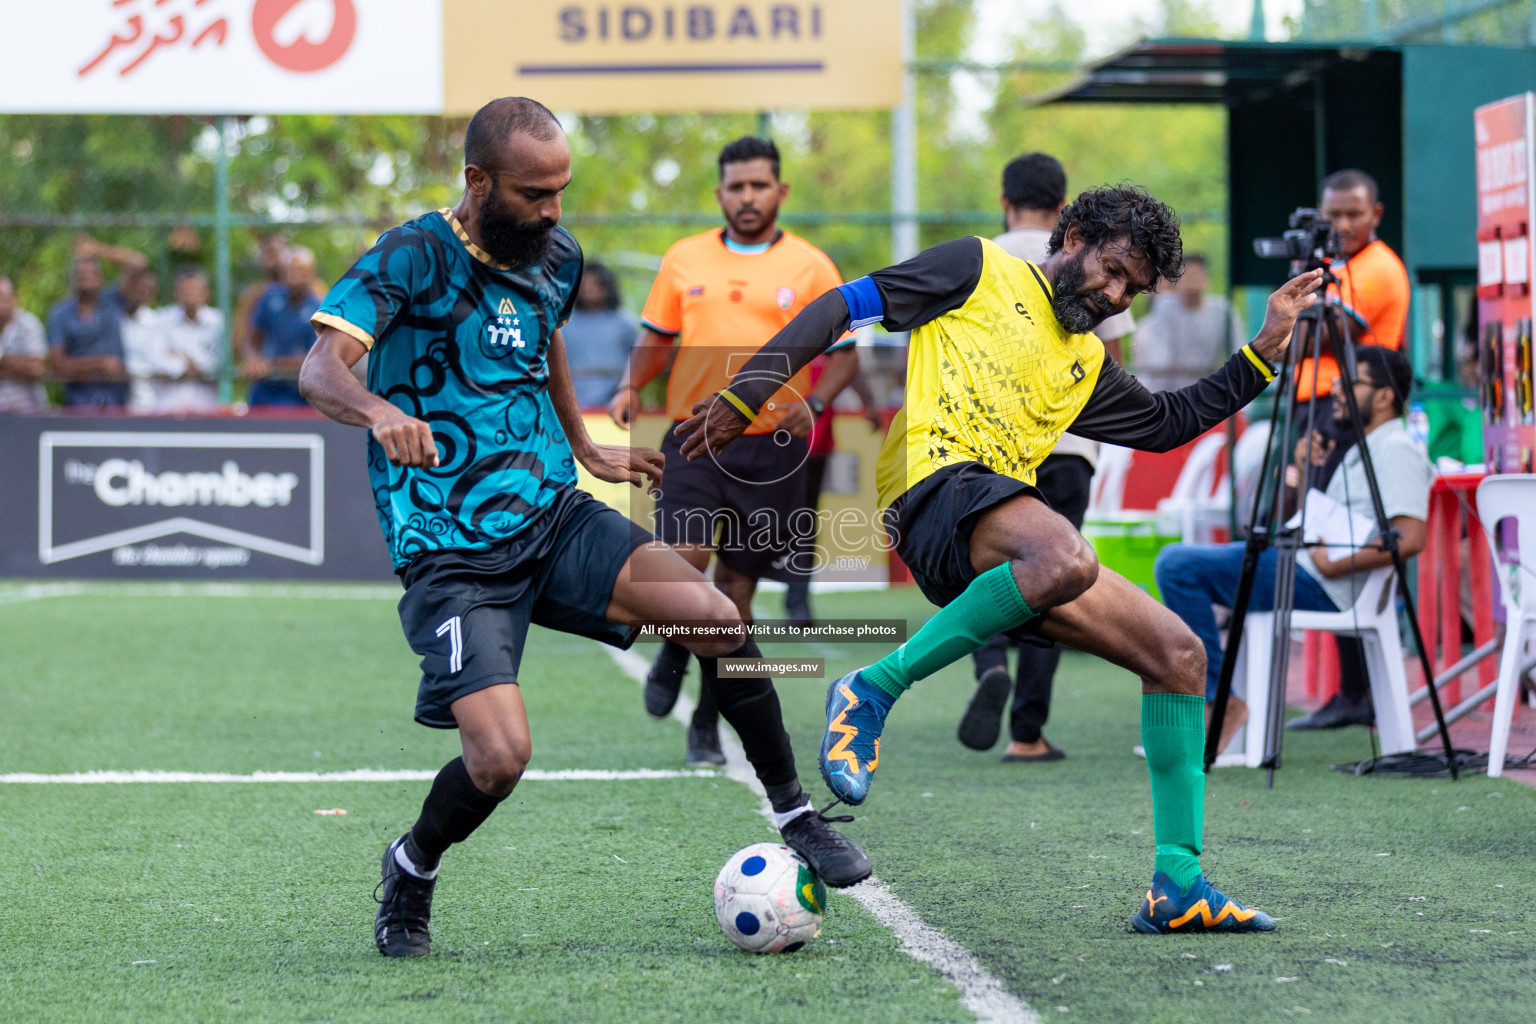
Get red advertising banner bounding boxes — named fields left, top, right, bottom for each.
left=1475, top=93, right=1536, bottom=473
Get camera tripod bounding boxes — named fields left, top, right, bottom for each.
left=1204, top=267, right=1458, bottom=785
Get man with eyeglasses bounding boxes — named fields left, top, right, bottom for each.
left=1153, top=346, right=1432, bottom=754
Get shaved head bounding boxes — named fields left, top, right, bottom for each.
left=464, top=97, right=563, bottom=171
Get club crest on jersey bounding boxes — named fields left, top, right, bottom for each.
left=485, top=314, right=524, bottom=349
left=776, top=286, right=795, bottom=310
left=497, top=298, right=516, bottom=315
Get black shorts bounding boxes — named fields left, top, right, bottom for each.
left=397, top=485, right=652, bottom=728
left=887, top=462, right=1048, bottom=640
left=655, top=425, right=811, bottom=583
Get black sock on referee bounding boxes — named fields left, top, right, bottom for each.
left=405, top=756, right=505, bottom=870
left=692, top=668, right=720, bottom=727
left=699, top=638, right=805, bottom=812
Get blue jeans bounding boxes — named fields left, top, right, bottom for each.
left=1153, top=543, right=1341, bottom=700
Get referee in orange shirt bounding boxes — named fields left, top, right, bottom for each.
left=609, top=136, right=859, bottom=765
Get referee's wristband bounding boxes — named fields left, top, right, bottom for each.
left=717, top=388, right=756, bottom=422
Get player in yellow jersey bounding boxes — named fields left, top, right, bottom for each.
left=676, top=184, right=1322, bottom=934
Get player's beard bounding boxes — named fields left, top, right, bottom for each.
left=1049, top=248, right=1117, bottom=334
left=478, top=189, right=557, bottom=269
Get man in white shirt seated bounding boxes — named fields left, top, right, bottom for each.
left=152, top=266, right=222, bottom=413
left=1152, top=346, right=1431, bottom=752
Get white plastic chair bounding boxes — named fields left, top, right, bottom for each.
left=1157, top=432, right=1230, bottom=543
left=1236, top=565, right=1415, bottom=767
left=1087, top=444, right=1133, bottom=517
left=1475, top=474, right=1536, bottom=778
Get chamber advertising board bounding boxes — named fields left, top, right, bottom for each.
left=0, top=416, right=395, bottom=580
left=1475, top=93, right=1536, bottom=474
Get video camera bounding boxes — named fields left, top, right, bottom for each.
left=1252, top=207, right=1341, bottom=272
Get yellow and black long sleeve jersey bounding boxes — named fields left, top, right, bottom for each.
left=720, top=236, right=1277, bottom=509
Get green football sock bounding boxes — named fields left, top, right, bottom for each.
left=1141, top=693, right=1206, bottom=891
left=863, top=564, right=1035, bottom=700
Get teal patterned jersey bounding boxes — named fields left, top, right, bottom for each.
left=312, top=209, right=583, bottom=570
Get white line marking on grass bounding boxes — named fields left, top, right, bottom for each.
left=0, top=582, right=401, bottom=603
left=0, top=768, right=721, bottom=785
left=607, top=647, right=1036, bottom=1024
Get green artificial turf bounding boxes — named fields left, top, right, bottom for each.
left=3, top=583, right=1535, bottom=1023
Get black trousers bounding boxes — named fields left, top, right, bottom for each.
left=970, top=453, right=1093, bottom=743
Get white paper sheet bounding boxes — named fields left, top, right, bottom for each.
left=1286, top=489, right=1378, bottom=559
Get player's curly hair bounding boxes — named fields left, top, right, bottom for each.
left=1046, top=184, right=1184, bottom=289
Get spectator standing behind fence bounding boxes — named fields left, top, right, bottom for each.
left=0, top=276, right=48, bottom=413
left=151, top=266, right=222, bottom=413
left=243, top=247, right=322, bottom=407
left=48, top=238, right=147, bottom=409
left=233, top=233, right=325, bottom=366
left=119, top=269, right=163, bottom=413
left=1131, top=254, right=1244, bottom=392
left=561, top=262, right=637, bottom=407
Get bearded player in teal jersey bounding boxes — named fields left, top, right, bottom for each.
left=300, top=98, right=869, bottom=958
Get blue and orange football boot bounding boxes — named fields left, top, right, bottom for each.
left=1131, top=872, right=1276, bottom=934
left=818, top=670, right=893, bottom=805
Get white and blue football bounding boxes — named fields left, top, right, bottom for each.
left=713, top=842, right=826, bottom=954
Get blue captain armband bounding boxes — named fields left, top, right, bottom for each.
left=838, top=277, right=885, bottom=330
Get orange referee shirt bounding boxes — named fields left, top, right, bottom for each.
left=641, top=228, right=849, bottom=434
left=1295, top=239, right=1410, bottom=400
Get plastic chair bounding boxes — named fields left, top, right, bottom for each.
left=1475, top=474, right=1536, bottom=779
left=1236, top=565, right=1414, bottom=767
left=1087, top=444, right=1133, bottom=517
left=1157, top=432, right=1229, bottom=543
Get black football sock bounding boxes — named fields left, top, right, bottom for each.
left=699, top=639, right=805, bottom=812
left=692, top=666, right=720, bottom=728
left=652, top=640, right=691, bottom=681
left=407, top=756, right=505, bottom=869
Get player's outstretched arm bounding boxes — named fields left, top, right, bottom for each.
left=547, top=328, right=664, bottom=490
left=299, top=327, right=439, bottom=468
left=675, top=236, right=987, bottom=460
left=1066, top=268, right=1322, bottom=453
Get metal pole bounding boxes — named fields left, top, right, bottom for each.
left=1248, top=0, right=1266, bottom=40
left=891, top=0, right=918, bottom=263
left=214, top=115, right=234, bottom=404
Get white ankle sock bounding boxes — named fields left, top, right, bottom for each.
left=394, top=839, right=439, bottom=880
left=772, top=800, right=815, bottom=831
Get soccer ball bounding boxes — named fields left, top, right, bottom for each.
left=714, top=843, right=826, bottom=954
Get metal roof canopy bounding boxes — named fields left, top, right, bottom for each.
left=1042, top=39, right=1536, bottom=288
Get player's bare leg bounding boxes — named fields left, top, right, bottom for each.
left=607, top=541, right=871, bottom=887
left=1037, top=570, right=1274, bottom=933
left=819, top=493, right=1098, bottom=804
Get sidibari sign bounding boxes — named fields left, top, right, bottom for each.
left=445, top=0, right=900, bottom=113
left=0, top=0, right=899, bottom=115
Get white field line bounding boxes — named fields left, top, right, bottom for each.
left=0, top=581, right=401, bottom=603
left=606, top=647, right=1036, bottom=1024
left=0, top=768, right=722, bottom=785
left=12, top=581, right=1032, bottom=1023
